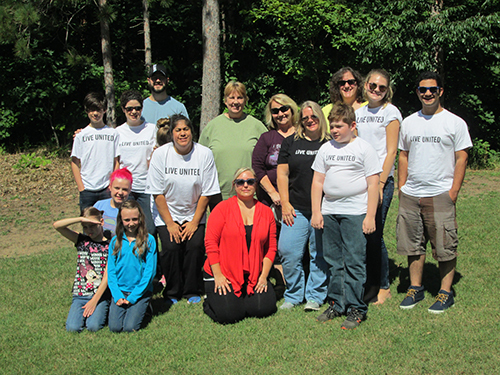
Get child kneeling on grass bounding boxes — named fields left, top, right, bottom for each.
left=53, top=207, right=110, bottom=332
left=107, top=200, right=157, bottom=332
left=311, top=103, right=381, bottom=330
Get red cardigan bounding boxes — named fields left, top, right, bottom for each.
left=204, top=196, right=277, bottom=297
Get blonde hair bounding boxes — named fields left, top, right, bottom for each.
left=296, top=101, right=330, bottom=142
left=264, top=94, right=300, bottom=130
left=224, top=81, right=248, bottom=103
left=231, top=167, right=257, bottom=193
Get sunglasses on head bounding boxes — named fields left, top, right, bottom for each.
left=270, top=105, right=291, bottom=115
left=368, top=82, right=388, bottom=93
left=234, top=178, right=256, bottom=187
left=301, top=115, right=319, bottom=123
left=338, top=79, right=357, bottom=86
left=125, top=106, right=142, bottom=113
left=417, top=86, right=441, bottom=94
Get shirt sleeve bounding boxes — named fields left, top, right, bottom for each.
left=201, top=148, right=221, bottom=196
left=277, top=136, right=292, bottom=165
left=252, top=133, right=269, bottom=181
left=106, top=237, right=126, bottom=302
left=204, top=203, right=225, bottom=267
left=127, top=235, right=157, bottom=304
left=144, top=148, right=166, bottom=195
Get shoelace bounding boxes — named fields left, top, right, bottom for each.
left=406, top=288, right=419, bottom=298
left=435, top=293, right=448, bottom=304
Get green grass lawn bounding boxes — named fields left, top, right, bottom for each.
left=1, top=172, right=499, bottom=374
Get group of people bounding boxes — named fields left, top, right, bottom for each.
left=54, top=63, right=471, bottom=332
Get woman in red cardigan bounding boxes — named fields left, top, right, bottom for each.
left=203, top=167, right=278, bottom=324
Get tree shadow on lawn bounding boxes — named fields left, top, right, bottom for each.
left=395, top=259, right=463, bottom=297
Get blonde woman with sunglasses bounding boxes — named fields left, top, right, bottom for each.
left=355, top=69, right=402, bottom=305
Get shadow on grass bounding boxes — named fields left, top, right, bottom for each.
left=395, top=259, right=463, bottom=297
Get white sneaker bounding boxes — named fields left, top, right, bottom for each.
left=304, top=300, right=320, bottom=311
left=280, top=301, right=295, bottom=310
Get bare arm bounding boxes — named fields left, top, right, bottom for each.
left=397, top=150, right=408, bottom=198
left=71, top=157, right=85, bottom=192
left=259, top=175, right=281, bottom=206
left=277, top=163, right=295, bottom=226
left=449, top=149, right=469, bottom=203
left=363, top=174, right=380, bottom=234
left=53, top=216, right=98, bottom=243
left=82, top=267, right=108, bottom=317
left=379, top=120, right=400, bottom=201
left=310, top=171, right=325, bottom=230
left=114, top=156, right=120, bottom=171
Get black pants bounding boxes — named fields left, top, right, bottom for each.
left=203, top=278, right=277, bottom=324
left=157, top=224, right=205, bottom=300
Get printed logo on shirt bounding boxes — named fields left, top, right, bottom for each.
left=119, top=140, right=154, bottom=147
left=82, top=134, right=116, bottom=142
left=409, top=136, right=442, bottom=143
left=165, top=167, right=201, bottom=176
left=357, top=115, right=384, bottom=124
left=295, top=149, right=319, bottom=156
left=326, top=154, right=356, bottom=162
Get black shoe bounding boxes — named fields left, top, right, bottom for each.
left=341, top=309, right=365, bottom=330
left=317, top=304, right=342, bottom=322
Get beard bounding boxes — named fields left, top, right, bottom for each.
left=148, top=82, right=166, bottom=94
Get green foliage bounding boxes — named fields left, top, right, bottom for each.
left=468, top=138, right=498, bottom=169
left=12, top=152, right=52, bottom=170
left=0, top=106, right=17, bottom=141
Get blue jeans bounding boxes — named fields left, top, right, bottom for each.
left=379, top=177, right=394, bottom=289
left=79, top=187, right=110, bottom=212
left=278, top=209, right=329, bottom=305
left=323, top=214, right=367, bottom=315
left=66, top=295, right=110, bottom=332
left=108, top=292, right=151, bottom=333
left=129, top=192, right=156, bottom=236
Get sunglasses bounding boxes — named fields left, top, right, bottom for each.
left=125, top=106, right=142, bottom=113
left=417, top=86, right=441, bottom=94
left=338, top=79, right=357, bottom=86
left=301, top=115, right=319, bottom=123
left=234, top=178, right=256, bottom=187
left=368, top=82, right=388, bottom=93
left=270, top=105, right=291, bottom=115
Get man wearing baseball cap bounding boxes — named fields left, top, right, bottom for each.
left=142, top=63, right=189, bottom=124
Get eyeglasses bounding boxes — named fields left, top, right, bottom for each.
left=338, top=79, right=357, bottom=86
left=234, top=178, right=256, bottom=187
left=368, top=82, right=388, bottom=93
left=125, top=106, right=142, bottom=113
left=270, top=105, right=291, bottom=115
left=301, top=115, right=319, bottom=123
left=417, top=86, right=441, bottom=94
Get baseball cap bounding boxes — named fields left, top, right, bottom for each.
left=148, top=64, right=168, bottom=77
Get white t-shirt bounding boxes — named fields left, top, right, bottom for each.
left=145, top=142, right=220, bottom=225
left=71, top=125, right=119, bottom=191
left=399, top=109, right=472, bottom=197
left=356, top=103, right=402, bottom=177
left=116, top=121, right=156, bottom=193
left=312, top=137, right=382, bottom=215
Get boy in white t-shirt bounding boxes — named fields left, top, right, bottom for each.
left=397, top=72, right=472, bottom=313
left=71, top=92, right=120, bottom=212
left=311, top=103, right=381, bottom=330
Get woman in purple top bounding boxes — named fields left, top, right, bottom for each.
left=252, top=94, right=299, bottom=207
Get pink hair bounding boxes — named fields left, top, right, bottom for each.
left=109, top=167, right=133, bottom=187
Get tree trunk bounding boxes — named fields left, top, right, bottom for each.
left=200, top=0, right=221, bottom=133
left=143, top=0, right=152, bottom=69
left=98, top=0, right=116, bottom=127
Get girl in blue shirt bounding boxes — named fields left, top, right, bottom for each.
left=107, top=200, right=157, bottom=332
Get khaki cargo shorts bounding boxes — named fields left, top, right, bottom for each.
left=396, top=191, right=458, bottom=262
